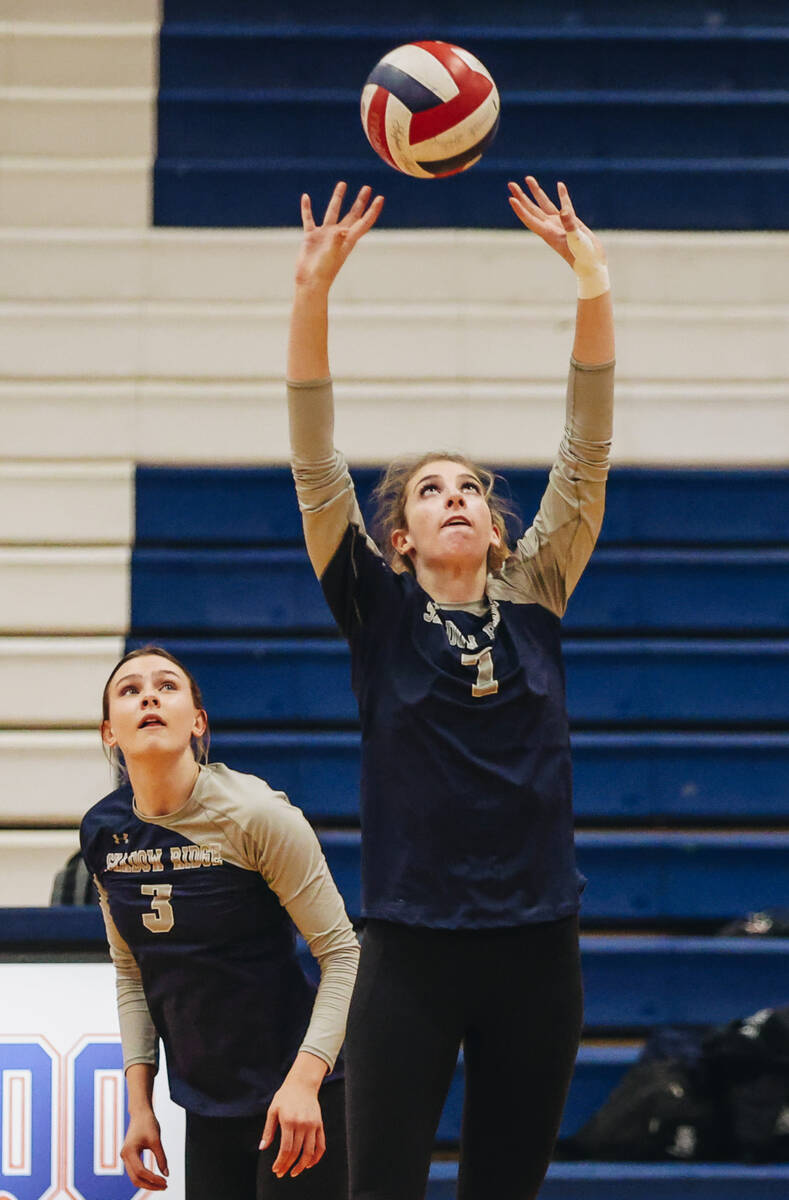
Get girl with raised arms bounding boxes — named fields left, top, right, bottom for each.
left=80, top=645, right=358, bottom=1199
left=286, top=177, right=614, bottom=1199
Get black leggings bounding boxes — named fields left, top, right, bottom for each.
left=346, top=915, right=583, bottom=1200
left=184, top=1078, right=347, bottom=1200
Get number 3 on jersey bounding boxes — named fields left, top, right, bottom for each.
left=141, top=882, right=174, bottom=932
left=461, top=647, right=499, bottom=697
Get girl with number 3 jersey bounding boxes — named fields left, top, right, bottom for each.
left=287, top=177, right=615, bottom=1199
left=80, top=646, right=358, bottom=1199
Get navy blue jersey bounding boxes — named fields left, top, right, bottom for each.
left=289, top=360, right=614, bottom=931
left=322, top=523, right=583, bottom=929
left=80, top=764, right=357, bottom=1116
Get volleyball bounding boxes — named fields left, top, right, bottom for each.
left=360, top=41, right=500, bottom=179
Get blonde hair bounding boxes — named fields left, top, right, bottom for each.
left=370, top=451, right=518, bottom=575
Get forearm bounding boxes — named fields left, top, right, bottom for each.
left=125, top=1062, right=157, bottom=1117
left=95, top=879, right=159, bottom=1072
left=262, top=807, right=360, bottom=1069
left=299, top=939, right=360, bottom=1070
left=506, top=358, right=614, bottom=616
left=115, top=972, right=159, bottom=1072
left=283, top=1050, right=329, bottom=1092
left=287, top=377, right=362, bottom=577
left=563, top=357, right=614, bottom=471
left=288, top=283, right=331, bottom=381
left=572, top=289, right=615, bottom=365
left=287, top=378, right=335, bottom=465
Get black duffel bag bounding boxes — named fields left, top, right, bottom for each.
left=564, top=1040, right=724, bottom=1162
left=703, top=1007, right=789, bottom=1162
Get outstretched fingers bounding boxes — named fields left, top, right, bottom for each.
left=508, top=183, right=552, bottom=235
left=525, top=174, right=561, bottom=215
left=355, top=191, right=385, bottom=234
left=300, top=193, right=316, bottom=233
left=557, top=181, right=578, bottom=231
left=343, top=184, right=373, bottom=223
left=342, top=190, right=384, bottom=252
left=322, top=180, right=348, bottom=226
left=508, top=181, right=547, bottom=220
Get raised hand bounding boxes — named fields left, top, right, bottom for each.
left=294, top=181, right=384, bottom=291
left=508, top=176, right=606, bottom=271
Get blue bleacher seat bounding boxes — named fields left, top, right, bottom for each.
left=317, top=830, right=789, bottom=923
left=135, top=466, right=789, bottom=547
left=428, top=1161, right=789, bottom=1199
left=132, top=546, right=789, bottom=633
left=127, top=636, right=789, bottom=725
left=209, top=729, right=789, bottom=822
left=162, top=1, right=789, bottom=25
left=156, top=3, right=789, bottom=229
left=8, top=912, right=786, bottom=1034
left=437, top=1044, right=637, bottom=1143
left=160, top=28, right=789, bottom=93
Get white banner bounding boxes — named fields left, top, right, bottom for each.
left=0, top=962, right=184, bottom=1200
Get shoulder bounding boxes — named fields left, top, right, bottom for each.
left=194, top=762, right=310, bottom=846
left=80, top=784, right=133, bottom=833
left=79, top=785, right=134, bottom=866
left=196, top=762, right=290, bottom=816
left=321, top=522, right=406, bottom=625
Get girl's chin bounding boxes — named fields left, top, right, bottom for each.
left=127, top=738, right=184, bottom=757
left=427, top=546, right=486, bottom=568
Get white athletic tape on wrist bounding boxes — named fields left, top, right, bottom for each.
left=566, top=227, right=610, bottom=300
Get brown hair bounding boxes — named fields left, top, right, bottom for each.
left=101, top=644, right=210, bottom=771
left=370, top=451, right=518, bottom=575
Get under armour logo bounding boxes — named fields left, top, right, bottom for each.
left=112, top=832, right=129, bottom=845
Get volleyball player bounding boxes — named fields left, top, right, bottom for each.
left=80, top=645, right=358, bottom=1199
left=286, top=177, right=614, bottom=1199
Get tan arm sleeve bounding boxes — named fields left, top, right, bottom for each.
left=499, top=357, right=614, bottom=617
left=95, top=877, right=159, bottom=1073
left=253, top=802, right=360, bottom=1071
left=288, top=378, right=367, bottom=578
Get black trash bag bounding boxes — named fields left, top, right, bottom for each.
left=564, top=1056, right=723, bottom=1162
left=702, top=1006, right=789, bottom=1162
left=728, top=1073, right=789, bottom=1162
left=703, top=1007, right=789, bottom=1086
left=50, top=850, right=97, bottom=906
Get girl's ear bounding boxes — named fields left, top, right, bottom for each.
left=391, top=528, right=413, bottom=558
left=192, top=709, right=208, bottom=737
left=100, top=719, right=117, bottom=748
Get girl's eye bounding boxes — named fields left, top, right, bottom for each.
left=462, top=481, right=481, bottom=493
left=160, top=681, right=176, bottom=690
left=119, top=685, right=138, bottom=696
left=419, top=483, right=439, bottom=496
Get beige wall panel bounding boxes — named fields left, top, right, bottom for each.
left=0, top=730, right=110, bottom=825
left=0, top=90, right=154, bottom=157
left=0, top=636, right=124, bottom=726
left=0, top=549, right=129, bottom=633
left=0, top=831, right=80, bottom=906
left=3, top=27, right=156, bottom=88
left=3, top=230, right=789, bottom=305
left=0, top=463, right=133, bottom=543
left=0, top=159, right=150, bottom=226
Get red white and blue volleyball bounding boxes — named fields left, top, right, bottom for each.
left=361, top=41, right=500, bottom=178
